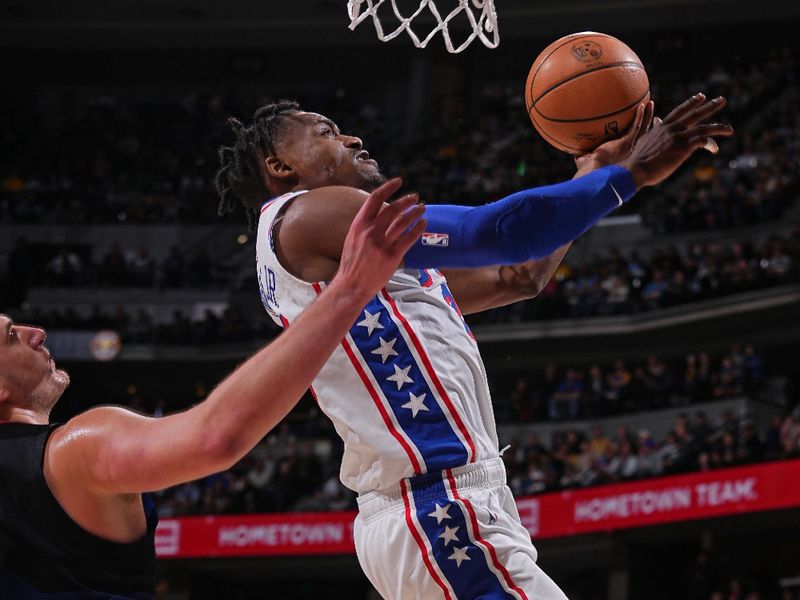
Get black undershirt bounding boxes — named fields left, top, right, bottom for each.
left=0, top=422, right=157, bottom=599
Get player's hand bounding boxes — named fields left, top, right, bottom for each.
left=574, top=100, right=654, bottom=177
left=619, top=93, right=734, bottom=189
left=335, top=177, right=426, bottom=302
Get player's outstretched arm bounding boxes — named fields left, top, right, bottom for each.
left=44, top=179, right=425, bottom=495
left=440, top=103, right=656, bottom=314
left=404, top=93, right=731, bottom=271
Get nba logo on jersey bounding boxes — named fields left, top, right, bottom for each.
left=421, top=232, right=449, bottom=247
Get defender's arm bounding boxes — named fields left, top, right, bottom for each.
left=44, top=181, right=425, bottom=495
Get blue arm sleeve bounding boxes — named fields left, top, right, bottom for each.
left=403, top=165, right=637, bottom=269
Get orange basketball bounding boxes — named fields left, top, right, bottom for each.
left=525, top=32, right=650, bottom=155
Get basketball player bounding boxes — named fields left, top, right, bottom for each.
left=216, top=93, right=732, bottom=599
left=0, top=186, right=424, bottom=599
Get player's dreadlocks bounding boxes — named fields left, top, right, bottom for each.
left=215, top=100, right=301, bottom=230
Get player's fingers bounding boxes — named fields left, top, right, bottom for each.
left=641, top=101, right=655, bottom=135
left=385, top=204, right=425, bottom=242
left=686, top=123, right=735, bottom=139
left=686, top=135, right=720, bottom=155
left=674, top=97, right=727, bottom=129
left=357, top=178, right=403, bottom=222
left=621, top=102, right=646, bottom=148
left=653, top=116, right=663, bottom=128
left=374, top=193, right=418, bottom=231
left=631, top=101, right=655, bottom=146
left=393, top=218, right=427, bottom=258
left=663, top=93, right=706, bottom=124
left=702, top=138, right=719, bottom=154
left=686, top=124, right=735, bottom=153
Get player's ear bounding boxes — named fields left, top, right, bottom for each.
left=264, top=156, right=296, bottom=183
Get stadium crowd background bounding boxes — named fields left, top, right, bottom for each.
left=1, top=49, right=797, bottom=336
left=0, top=49, right=796, bottom=227
left=1, top=18, right=799, bottom=600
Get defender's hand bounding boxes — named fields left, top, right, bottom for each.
left=336, top=178, right=426, bottom=302
left=619, top=93, right=734, bottom=189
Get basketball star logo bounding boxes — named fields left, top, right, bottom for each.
left=571, top=40, right=603, bottom=63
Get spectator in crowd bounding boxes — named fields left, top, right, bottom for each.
left=47, top=249, right=84, bottom=286
left=585, top=367, right=606, bottom=418
left=588, top=425, right=612, bottom=460
left=743, top=344, right=766, bottom=390
left=607, top=439, right=639, bottom=480
left=606, top=360, right=632, bottom=413
left=495, top=344, right=769, bottom=423
left=738, top=422, right=764, bottom=463
left=549, top=369, right=584, bottom=421
left=636, top=429, right=661, bottom=477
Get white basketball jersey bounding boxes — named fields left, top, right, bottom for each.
left=256, top=191, right=500, bottom=493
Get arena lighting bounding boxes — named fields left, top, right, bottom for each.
left=89, top=330, right=122, bottom=361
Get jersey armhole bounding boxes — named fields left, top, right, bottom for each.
left=269, top=195, right=309, bottom=285
left=266, top=193, right=333, bottom=289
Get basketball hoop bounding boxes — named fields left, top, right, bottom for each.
left=347, top=0, right=499, bottom=54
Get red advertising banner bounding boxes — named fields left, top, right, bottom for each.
left=156, top=459, right=800, bottom=559
left=517, top=458, right=800, bottom=539
left=156, top=511, right=357, bottom=558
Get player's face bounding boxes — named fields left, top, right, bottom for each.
left=0, top=315, right=69, bottom=416
left=277, top=112, right=386, bottom=191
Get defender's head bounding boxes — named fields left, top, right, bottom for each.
left=0, top=315, right=69, bottom=423
left=216, top=100, right=385, bottom=229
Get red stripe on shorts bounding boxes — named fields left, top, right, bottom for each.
left=401, top=479, right=454, bottom=600
left=445, top=469, right=528, bottom=600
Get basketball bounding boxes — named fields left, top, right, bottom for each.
left=525, top=32, right=650, bottom=155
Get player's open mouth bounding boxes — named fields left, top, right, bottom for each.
left=355, top=151, right=376, bottom=165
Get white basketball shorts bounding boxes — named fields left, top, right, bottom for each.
left=354, top=458, right=569, bottom=600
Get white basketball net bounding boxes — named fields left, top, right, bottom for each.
left=347, top=0, right=499, bottom=54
